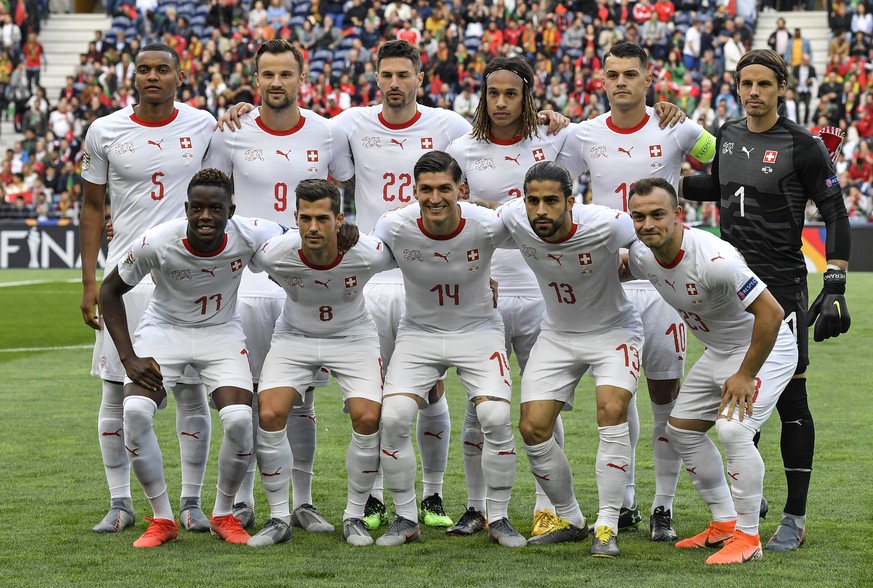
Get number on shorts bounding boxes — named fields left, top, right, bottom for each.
left=666, top=322, right=686, bottom=353
left=616, top=343, right=641, bottom=374
left=752, top=376, right=761, bottom=403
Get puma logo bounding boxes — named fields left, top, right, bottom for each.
left=423, top=431, right=444, bottom=439
left=101, top=428, right=123, bottom=437
left=463, top=441, right=483, bottom=451
left=276, top=149, right=292, bottom=160
left=124, top=445, right=139, bottom=456
left=433, top=251, right=451, bottom=262
left=147, top=139, right=164, bottom=150
left=201, top=268, right=216, bottom=277
left=314, top=279, right=331, bottom=289
left=547, top=254, right=563, bottom=265
left=298, top=414, right=317, bottom=423
left=618, top=146, right=634, bottom=158
left=657, top=436, right=669, bottom=443
left=497, top=448, right=516, bottom=456
left=664, top=279, right=676, bottom=291
left=382, top=449, right=399, bottom=460
left=741, top=146, right=754, bottom=158
left=710, top=254, right=725, bottom=262
left=262, top=468, right=282, bottom=477
left=180, top=431, right=200, bottom=439
left=686, top=467, right=697, bottom=475
left=727, top=471, right=739, bottom=480
left=504, top=154, right=521, bottom=165
left=390, top=138, right=406, bottom=149
left=236, top=451, right=252, bottom=457
left=532, top=472, right=551, bottom=481
left=607, top=462, right=628, bottom=472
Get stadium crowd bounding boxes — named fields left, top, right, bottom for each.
left=0, top=0, right=868, bottom=222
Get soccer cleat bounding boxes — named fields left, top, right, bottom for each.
left=362, top=495, right=388, bottom=531
left=760, top=495, right=769, bottom=520
left=210, top=514, right=251, bottom=544
left=591, top=525, right=620, bottom=557
left=420, top=493, right=453, bottom=527
left=528, top=519, right=589, bottom=545
left=706, top=530, right=763, bottom=565
left=180, top=497, right=210, bottom=532
left=375, top=516, right=421, bottom=546
left=487, top=517, right=526, bottom=548
left=618, top=503, right=642, bottom=530
left=675, top=520, right=736, bottom=549
left=649, top=506, right=677, bottom=542
left=133, top=517, right=178, bottom=548
left=247, top=517, right=293, bottom=547
left=93, top=498, right=135, bottom=533
left=342, top=518, right=374, bottom=546
left=531, top=508, right=567, bottom=537
left=232, top=502, right=255, bottom=530
left=290, top=504, right=335, bottom=533
left=764, top=515, right=807, bottom=551
left=446, top=507, right=487, bottom=536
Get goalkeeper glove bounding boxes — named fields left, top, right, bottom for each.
left=807, top=268, right=851, bottom=342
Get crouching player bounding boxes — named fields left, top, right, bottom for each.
left=626, top=178, right=797, bottom=564
left=99, top=169, right=286, bottom=547
left=246, top=179, right=395, bottom=547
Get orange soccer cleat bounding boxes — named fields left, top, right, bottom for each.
left=210, top=514, right=252, bottom=544
left=133, top=517, right=179, bottom=548
left=675, top=519, right=735, bottom=549
left=706, top=529, right=763, bottom=565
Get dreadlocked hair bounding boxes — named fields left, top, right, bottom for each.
left=471, top=57, right=540, bottom=142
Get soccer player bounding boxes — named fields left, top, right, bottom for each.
left=204, top=38, right=355, bottom=532
left=98, top=169, right=286, bottom=547
left=80, top=44, right=217, bottom=534
left=372, top=151, right=524, bottom=548
left=626, top=177, right=797, bottom=565
left=557, top=41, right=717, bottom=541
left=500, top=161, right=642, bottom=557
left=681, top=49, right=851, bottom=551
left=245, top=179, right=394, bottom=547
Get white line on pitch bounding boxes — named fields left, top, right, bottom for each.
left=0, top=344, right=92, bottom=353
left=0, top=278, right=81, bottom=288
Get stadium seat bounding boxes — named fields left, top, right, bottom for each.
left=290, top=15, right=306, bottom=27
left=313, top=49, right=333, bottom=62
left=293, top=2, right=312, bottom=16
left=332, top=49, right=350, bottom=62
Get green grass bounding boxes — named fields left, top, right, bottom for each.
left=1, top=269, right=871, bottom=587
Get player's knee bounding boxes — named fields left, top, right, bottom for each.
left=476, top=400, right=512, bottom=444
left=258, top=397, right=290, bottom=432
left=123, top=396, right=157, bottom=443
left=596, top=404, right=626, bottom=427
left=647, top=378, right=680, bottom=404
left=518, top=415, right=550, bottom=446
left=380, top=395, right=419, bottom=443
left=221, top=409, right=252, bottom=447
left=715, top=418, right=755, bottom=450
left=351, top=406, right=381, bottom=435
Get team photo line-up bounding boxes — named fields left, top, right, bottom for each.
left=79, top=35, right=851, bottom=564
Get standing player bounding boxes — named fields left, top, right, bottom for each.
left=372, top=151, right=524, bottom=548
left=98, top=169, right=286, bottom=547
left=500, top=161, right=642, bottom=557
left=626, top=178, right=797, bottom=565
left=557, top=41, right=717, bottom=541
left=681, top=49, right=851, bottom=551
left=204, top=38, right=355, bottom=532
left=80, top=44, right=216, bottom=534
left=245, top=179, right=394, bottom=547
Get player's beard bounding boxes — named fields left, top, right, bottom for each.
left=264, top=91, right=296, bottom=111
left=530, top=216, right=563, bottom=239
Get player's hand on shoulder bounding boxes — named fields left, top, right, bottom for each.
left=654, top=102, right=687, bottom=128
left=719, top=373, right=755, bottom=422
left=81, top=282, right=102, bottom=330
left=807, top=268, right=851, bottom=342
left=489, top=278, right=499, bottom=309
left=338, top=223, right=360, bottom=254
left=214, top=102, right=255, bottom=132
left=105, top=218, right=115, bottom=243
left=538, top=110, right=570, bottom=135
left=123, top=355, right=164, bottom=394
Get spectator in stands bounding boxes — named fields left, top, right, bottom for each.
left=452, top=80, right=478, bottom=121
left=1, top=14, right=21, bottom=61
left=315, top=15, right=342, bottom=51
left=830, top=2, right=852, bottom=34
left=793, top=53, right=817, bottom=126
left=248, top=0, right=268, bottom=30
left=683, top=18, right=701, bottom=71
left=22, top=32, right=46, bottom=93
left=397, top=19, right=422, bottom=47
left=7, top=62, right=30, bottom=133
left=4, top=194, right=32, bottom=218
left=641, top=12, right=667, bottom=61
left=768, top=17, right=791, bottom=56
left=266, top=0, right=288, bottom=29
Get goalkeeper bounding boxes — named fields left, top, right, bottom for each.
left=679, top=49, right=851, bottom=554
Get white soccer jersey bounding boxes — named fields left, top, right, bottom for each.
left=628, top=227, right=776, bottom=353
left=557, top=107, right=712, bottom=211
left=117, top=216, right=285, bottom=326
left=447, top=126, right=574, bottom=297
left=498, top=198, right=638, bottom=334
left=373, top=201, right=508, bottom=332
left=249, top=232, right=395, bottom=337
left=81, top=103, right=216, bottom=270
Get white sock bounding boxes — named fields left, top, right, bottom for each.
left=370, top=469, right=384, bottom=503
left=716, top=419, right=763, bottom=536
left=461, top=403, right=486, bottom=513
left=623, top=397, right=639, bottom=509
left=287, top=393, right=317, bottom=509
left=345, top=430, right=380, bottom=520
left=214, top=405, right=253, bottom=516
left=477, top=401, right=516, bottom=523
left=594, top=423, right=631, bottom=532
left=380, top=396, right=419, bottom=522
left=256, top=426, right=292, bottom=521
left=533, top=414, right=564, bottom=512
left=524, top=436, right=584, bottom=527
left=98, top=380, right=130, bottom=499
left=651, top=401, right=680, bottom=513
left=123, top=396, right=173, bottom=520
left=172, top=383, right=211, bottom=499
left=417, top=394, right=450, bottom=498
left=234, top=393, right=259, bottom=508
left=667, top=424, right=735, bottom=522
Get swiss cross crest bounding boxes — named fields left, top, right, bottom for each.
left=421, top=137, right=433, bottom=149
left=532, top=148, right=545, bottom=162
left=345, top=276, right=357, bottom=288
left=231, top=258, right=243, bottom=272
left=467, top=249, right=479, bottom=262
left=763, top=150, right=778, bottom=163
left=307, top=149, right=319, bottom=162
left=578, top=252, right=592, bottom=265
left=180, top=137, right=192, bottom=149
left=686, top=283, right=698, bottom=296
left=649, top=144, right=662, bottom=158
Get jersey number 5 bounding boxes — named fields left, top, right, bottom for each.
left=151, top=172, right=165, bottom=201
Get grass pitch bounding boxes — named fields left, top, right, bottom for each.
left=0, top=269, right=871, bottom=587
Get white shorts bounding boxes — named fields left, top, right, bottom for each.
left=521, top=326, right=644, bottom=409
left=672, top=332, right=798, bottom=430
left=128, top=319, right=253, bottom=394
left=626, top=287, right=685, bottom=380
left=259, top=332, right=383, bottom=409
left=92, top=281, right=200, bottom=385
left=498, top=295, right=543, bottom=373
left=384, top=327, right=512, bottom=403
left=363, top=281, right=404, bottom=366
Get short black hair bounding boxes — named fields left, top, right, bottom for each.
left=413, top=151, right=462, bottom=183
left=296, top=178, right=341, bottom=215
left=604, top=41, right=648, bottom=70
left=377, top=39, right=422, bottom=73
left=255, top=39, right=305, bottom=75
left=136, top=43, right=181, bottom=70
left=188, top=168, right=233, bottom=201
left=628, top=177, right=678, bottom=208
left=524, top=161, right=573, bottom=199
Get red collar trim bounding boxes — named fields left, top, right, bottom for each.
left=130, top=107, right=179, bottom=127
left=541, top=222, right=577, bottom=244
left=606, top=114, right=650, bottom=134
left=417, top=215, right=466, bottom=240
left=298, top=249, right=343, bottom=270
left=488, top=133, right=525, bottom=146
left=657, top=248, right=685, bottom=269
left=183, top=234, right=228, bottom=258
left=256, top=114, right=306, bottom=136
left=378, top=109, right=422, bottom=129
